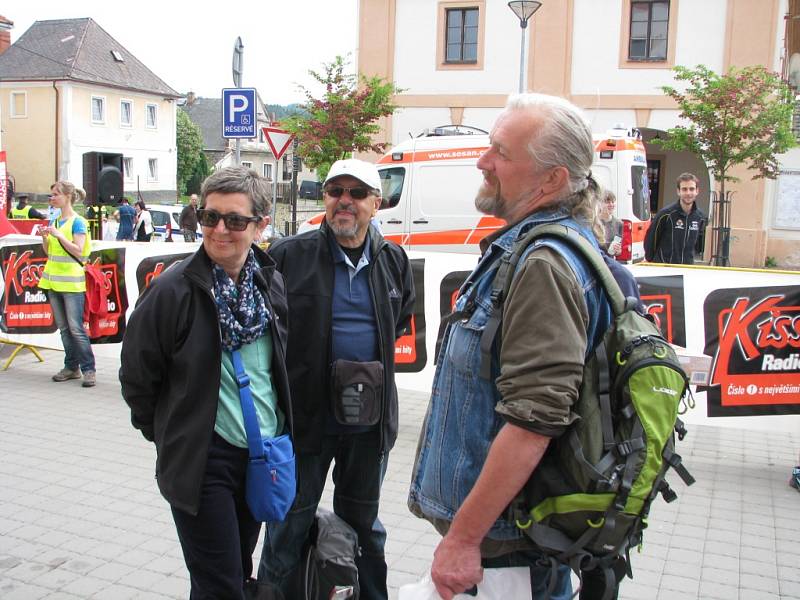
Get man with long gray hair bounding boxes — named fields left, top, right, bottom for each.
left=408, top=93, right=630, bottom=599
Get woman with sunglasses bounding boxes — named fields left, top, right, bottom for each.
left=120, top=166, right=293, bottom=599
left=38, top=181, right=97, bottom=388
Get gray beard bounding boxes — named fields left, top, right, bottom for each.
left=474, top=181, right=506, bottom=217
left=328, top=221, right=359, bottom=239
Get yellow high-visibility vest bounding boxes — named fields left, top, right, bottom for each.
left=38, top=216, right=91, bottom=293
left=10, top=206, right=32, bottom=218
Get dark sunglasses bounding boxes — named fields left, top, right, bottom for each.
left=197, top=209, right=261, bottom=232
left=324, top=185, right=372, bottom=200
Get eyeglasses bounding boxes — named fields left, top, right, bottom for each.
left=324, top=186, right=372, bottom=200
left=196, top=209, right=261, bottom=231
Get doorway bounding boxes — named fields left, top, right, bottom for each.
left=647, top=159, right=661, bottom=214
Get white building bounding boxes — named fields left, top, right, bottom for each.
left=358, top=0, right=800, bottom=268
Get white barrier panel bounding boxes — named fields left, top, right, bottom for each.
left=2, top=237, right=799, bottom=432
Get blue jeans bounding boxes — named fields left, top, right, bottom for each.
left=48, top=291, right=95, bottom=373
left=258, top=430, right=388, bottom=600
left=482, top=549, right=572, bottom=600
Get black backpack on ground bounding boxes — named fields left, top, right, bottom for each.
left=303, top=508, right=360, bottom=600
left=480, top=223, right=695, bottom=600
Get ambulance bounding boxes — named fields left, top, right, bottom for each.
left=299, top=125, right=651, bottom=261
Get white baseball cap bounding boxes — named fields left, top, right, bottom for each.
left=324, top=159, right=381, bottom=191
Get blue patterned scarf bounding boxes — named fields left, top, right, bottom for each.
left=212, top=250, right=271, bottom=351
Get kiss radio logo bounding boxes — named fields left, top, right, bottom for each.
left=1, top=247, right=56, bottom=332
left=704, top=286, right=800, bottom=416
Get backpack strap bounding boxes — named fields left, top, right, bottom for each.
left=478, top=222, right=628, bottom=379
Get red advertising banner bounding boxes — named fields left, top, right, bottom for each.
left=395, top=259, right=427, bottom=373
left=134, top=252, right=193, bottom=293
left=704, top=286, right=800, bottom=416
left=637, top=275, right=686, bottom=347
left=0, top=243, right=128, bottom=342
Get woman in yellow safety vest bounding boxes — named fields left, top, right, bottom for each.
left=38, top=181, right=97, bottom=388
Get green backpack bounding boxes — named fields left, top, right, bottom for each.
left=481, top=223, right=695, bottom=599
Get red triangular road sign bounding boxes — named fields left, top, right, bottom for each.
left=262, top=127, right=294, bottom=160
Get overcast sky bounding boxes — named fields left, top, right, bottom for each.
left=6, top=1, right=359, bottom=105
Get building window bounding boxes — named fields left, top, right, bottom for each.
left=92, top=96, right=106, bottom=124
left=241, top=161, right=253, bottom=169
left=120, top=100, right=133, bottom=127
left=437, top=1, right=485, bottom=71
left=10, top=91, right=27, bottom=118
left=148, top=158, right=158, bottom=181
left=263, top=163, right=273, bottom=180
left=123, top=157, right=133, bottom=179
left=445, top=8, right=478, bottom=63
left=629, top=1, right=669, bottom=61
left=146, top=103, right=158, bottom=129
left=619, top=0, right=677, bottom=69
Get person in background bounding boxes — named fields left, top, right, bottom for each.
left=134, top=201, right=154, bottom=242
left=599, top=190, right=622, bottom=257
left=120, top=166, right=293, bottom=598
left=38, top=182, right=96, bottom=388
left=115, top=197, right=136, bottom=241
left=644, top=173, right=706, bottom=264
left=10, top=194, right=46, bottom=219
left=180, top=193, right=200, bottom=242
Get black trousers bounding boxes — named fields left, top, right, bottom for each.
left=172, top=433, right=262, bottom=600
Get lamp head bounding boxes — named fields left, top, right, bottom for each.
left=508, top=1, right=543, bottom=26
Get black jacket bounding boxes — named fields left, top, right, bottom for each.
left=644, top=201, right=705, bottom=265
left=119, top=244, right=292, bottom=515
left=268, top=222, right=414, bottom=455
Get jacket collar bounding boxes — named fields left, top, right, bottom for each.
left=480, top=205, right=572, bottom=254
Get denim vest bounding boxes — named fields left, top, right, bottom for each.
left=408, top=208, right=612, bottom=540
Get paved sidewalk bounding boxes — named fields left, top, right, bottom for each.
left=1, top=344, right=799, bottom=599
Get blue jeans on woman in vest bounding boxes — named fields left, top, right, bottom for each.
left=49, top=291, right=96, bottom=383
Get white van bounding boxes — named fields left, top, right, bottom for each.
left=300, top=125, right=651, bottom=261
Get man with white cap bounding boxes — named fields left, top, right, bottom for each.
left=259, top=158, right=415, bottom=599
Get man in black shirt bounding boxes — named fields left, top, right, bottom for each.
left=644, top=172, right=705, bottom=264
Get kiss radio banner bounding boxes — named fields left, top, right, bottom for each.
left=3, top=235, right=800, bottom=426
left=1, top=242, right=127, bottom=343
left=703, top=285, right=800, bottom=417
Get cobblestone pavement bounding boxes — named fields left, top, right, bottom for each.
left=1, top=344, right=799, bottom=599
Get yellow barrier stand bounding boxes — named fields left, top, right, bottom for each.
left=0, top=338, right=47, bottom=371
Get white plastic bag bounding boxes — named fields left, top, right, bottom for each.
left=398, top=567, right=532, bottom=600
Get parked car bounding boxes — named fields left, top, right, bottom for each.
left=298, top=180, right=322, bottom=200
left=149, top=204, right=202, bottom=242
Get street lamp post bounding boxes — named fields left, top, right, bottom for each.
left=508, top=1, right=543, bottom=93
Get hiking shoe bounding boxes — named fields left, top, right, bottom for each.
left=791, top=467, right=800, bottom=491
left=82, top=371, right=96, bottom=388
left=52, top=368, right=81, bottom=382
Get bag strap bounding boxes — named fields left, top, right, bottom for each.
left=55, top=236, right=86, bottom=267
left=231, top=348, right=264, bottom=460
left=479, top=222, right=627, bottom=379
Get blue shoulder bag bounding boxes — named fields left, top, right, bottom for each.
left=232, top=348, right=296, bottom=522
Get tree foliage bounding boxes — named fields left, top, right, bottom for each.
left=657, top=64, right=795, bottom=185
left=185, top=152, right=210, bottom=196
left=176, top=108, right=206, bottom=195
left=282, top=55, right=401, bottom=180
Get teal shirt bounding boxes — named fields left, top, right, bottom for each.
left=215, top=334, right=283, bottom=448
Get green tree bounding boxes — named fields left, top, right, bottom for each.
left=185, top=152, right=210, bottom=196
left=657, top=64, right=796, bottom=265
left=176, top=108, right=205, bottom=196
left=283, top=55, right=401, bottom=180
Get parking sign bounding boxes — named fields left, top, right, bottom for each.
left=222, top=88, right=257, bottom=139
